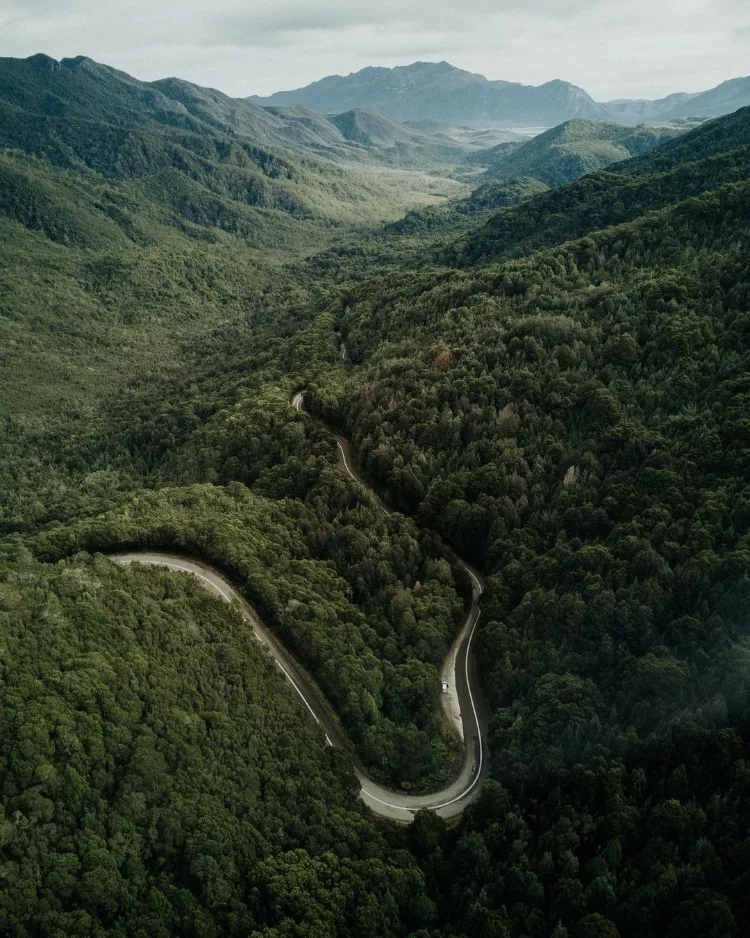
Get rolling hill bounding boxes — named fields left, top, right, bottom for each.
left=0, top=53, right=474, bottom=175
left=478, top=118, right=689, bottom=186
left=0, top=53, right=472, bottom=424
left=452, top=105, right=750, bottom=263
left=0, top=53, right=469, bottom=261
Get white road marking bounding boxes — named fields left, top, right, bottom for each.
left=460, top=563, right=483, bottom=595
left=337, top=441, right=391, bottom=516
left=336, top=441, right=356, bottom=482
left=141, top=560, right=236, bottom=602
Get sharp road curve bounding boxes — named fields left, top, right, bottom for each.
left=112, top=392, right=488, bottom=823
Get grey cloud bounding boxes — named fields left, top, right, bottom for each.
left=0, top=0, right=747, bottom=101
left=195, top=0, right=601, bottom=47
left=201, top=5, right=485, bottom=47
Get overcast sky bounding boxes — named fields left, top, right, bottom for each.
left=1, top=0, right=748, bottom=100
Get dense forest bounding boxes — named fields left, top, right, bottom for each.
left=2, top=52, right=750, bottom=937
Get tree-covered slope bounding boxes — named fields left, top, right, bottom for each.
left=0, top=49, right=474, bottom=805
left=613, top=102, right=750, bottom=173
left=0, top=53, right=473, bottom=173
left=453, top=106, right=750, bottom=263
left=260, top=102, right=470, bottom=168
left=457, top=177, right=551, bottom=212
left=4, top=52, right=750, bottom=938
left=0, top=59, right=467, bottom=419
left=295, top=102, right=750, bottom=937
left=0, top=89, right=456, bottom=244
left=0, top=53, right=395, bottom=156
left=480, top=119, right=688, bottom=187
left=0, top=545, right=440, bottom=937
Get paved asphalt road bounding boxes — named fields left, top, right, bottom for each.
left=111, top=392, right=488, bottom=822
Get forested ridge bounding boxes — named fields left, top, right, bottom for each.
left=476, top=118, right=688, bottom=188
left=2, top=51, right=750, bottom=936
left=449, top=104, right=750, bottom=264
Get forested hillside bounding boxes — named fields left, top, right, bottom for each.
left=0, top=54, right=466, bottom=260
left=0, top=53, right=468, bottom=418
left=306, top=105, right=750, bottom=937
left=453, top=106, right=750, bottom=263
left=2, top=51, right=750, bottom=937
left=0, top=54, right=472, bottom=171
left=478, top=119, right=688, bottom=187
left=0, top=546, right=443, bottom=937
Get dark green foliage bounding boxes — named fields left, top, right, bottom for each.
left=295, top=104, right=750, bottom=937
left=453, top=106, right=750, bottom=263
left=615, top=104, right=750, bottom=173
left=0, top=547, right=436, bottom=937
left=384, top=178, right=549, bottom=240
left=30, top=481, right=464, bottom=790
left=3, top=53, right=750, bottom=938
left=0, top=153, right=122, bottom=246
left=457, top=176, right=551, bottom=213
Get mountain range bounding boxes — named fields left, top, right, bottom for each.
left=603, top=76, right=750, bottom=122
left=0, top=53, right=476, bottom=263
left=0, top=53, right=481, bottom=173
left=251, top=61, right=750, bottom=128
left=251, top=61, right=609, bottom=127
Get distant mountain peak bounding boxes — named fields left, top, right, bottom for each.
left=252, top=62, right=750, bottom=128
left=26, top=53, right=61, bottom=72
left=61, top=55, right=94, bottom=69
left=250, top=60, right=608, bottom=128
left=407, top=60, right=455, bottom=72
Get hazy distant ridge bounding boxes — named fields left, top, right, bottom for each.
left=250, top=61, right=610, bottom=127
left=251, top=61, right=750, bottom=127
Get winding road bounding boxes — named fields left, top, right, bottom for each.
left=111, top=393, right=488, bottom=823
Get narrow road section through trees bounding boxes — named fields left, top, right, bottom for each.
left=111, top=393, right=488, bottom=822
